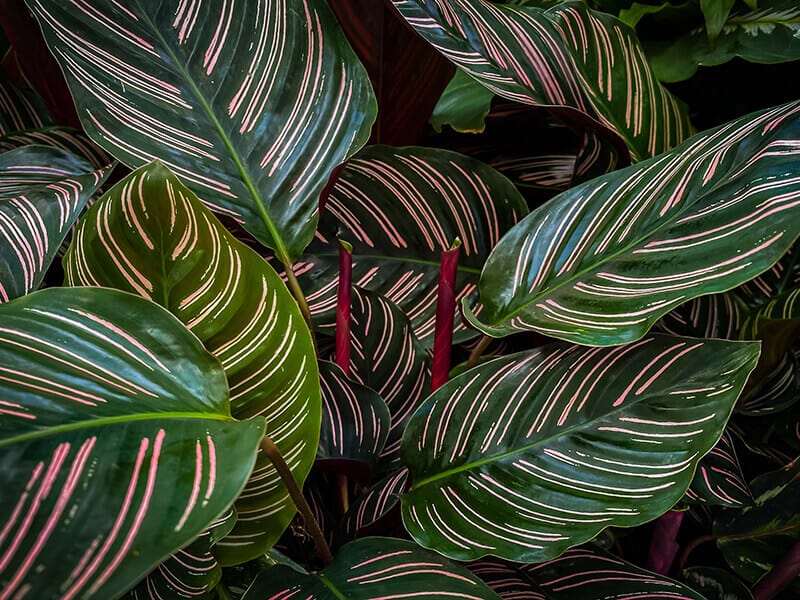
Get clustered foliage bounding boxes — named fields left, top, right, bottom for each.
left=1, top=0, right=799, bottom=599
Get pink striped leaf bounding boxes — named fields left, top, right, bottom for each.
left=391, top=0, right=693, bottom=161
left=682, top=567, right=754, bottom=600
left=317, top=360, right=391, bottom=475
left=400, top=334, right=759, bottom=562
left=240, top=536, right=502, bottom=599
left=335, top=468, right=409, bottom=547
left=345, top=287, right=431, bottom=469
left=657, top=293, right=747, bottom=340
left=735, top=241, right=800, bottom=309
left=125, top=508, right=236, bottom=599
left=297, top=145, right=527, bottom=344
left=464, top=101, right=800, bottom=346
left=0, top=287, right=265, bottom=599
left=0, top=126, right=113, bottom=170
left=0, top=72, right=51, bottom=135
left=714, top=458, right=800, bottom=593
left=469, top=547, right=706, bottom=599
left=685, top=430, right=752, bottom=508
left=26, top=0, right=376, bottom=265
left=0, top=145, right=109, bottom=302
left=62, top=162, right=321, bottom=565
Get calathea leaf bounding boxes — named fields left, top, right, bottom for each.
left=298, top=144, right=528, bottom=344
left=317, top=360, right=391, bottom=474
left=401, top=334, right=759, bottom=562
left=240, top=537, right=502, bottom=599
left=391, top=0, right=693, bottom=161
left=0, top=71, right=52, bottom=135
left=0, top=126, right=113, bottom=169
left=685, top=430, right=752, bottom=508
left=27, top=0, right=376, bottom=264
left=0, top=287, right=265, bottom=599
left=431, top=69, right=495, bottom=134
left=470, top=546, right=707, bottom=599
left=657, top=293, right=747, bottom=340
left=465, top=101, right=800, bottom=346
left=682, top=566, right=755, bottom=600
left=715, top=458, right=800, bottom=592
left=63, top=162, right=321, bottom=564
left=0, top=145, right=109, bottom=302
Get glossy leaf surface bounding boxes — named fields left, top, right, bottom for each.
left=317, top=360, right=390, bottom=471
left=401, top=334, right=759, bottom=562
left=466, top=101, right=800, bottom=346
left=431, top=69, right=494, bottom=133
left=63, top=162, right=321, bottom=563
left=0, top=126, right=113, bottom=169
left=28, top=0, right=376, bottom=263
left=0, top=287, right=265, bottom=599
left=299, top=145, right=528, bottom=343
left=392, top=0, right=693, bottom=160
left=241, top=537, right=502, bottom=599
left=0, top=145, right=108, bottom=302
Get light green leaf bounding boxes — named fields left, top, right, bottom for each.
left=431, top=69, right=495, bottom=133
left=63, top=161, right=321, bottom=564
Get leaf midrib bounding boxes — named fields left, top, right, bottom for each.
left=133, top=2, right=293, bottom=266
left=0, top=411, right=234, bottom=448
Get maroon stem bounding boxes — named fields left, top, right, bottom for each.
left=431, top=239, right=461, bottom=392
left=336, top=240, right=353, bottom=375
left=753, top=540, right=800, bottom=600
left=645, top=509, right=684, bottom=575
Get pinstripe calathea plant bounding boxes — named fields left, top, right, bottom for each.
left=1, top=0, right=800, bottom=598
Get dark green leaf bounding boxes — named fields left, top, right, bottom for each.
left=465, top=101, right=800, bottom=346
left=401, top=334, right=759, bottom=562
left=63, top=161, right=321, bottom=564
left=0, top=287, right=265, bottom=599
left=431, top=69, right=495, bottom=133
left=0, top=72, right=51, bottom=134
left=685, top=430, right=752, bottom=507
left=28, top=0, right=376, bottom=263
left=0, top=126, right=113, bottom=170
left=683, top=566, right=754, bottom=600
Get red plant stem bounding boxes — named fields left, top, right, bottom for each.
left=753, top=540, right=800, bottom=600
left=645, top=509, right=684, bottom=575
left=431, top=239, right=461, bottom=392
left=336, top=240, right=353, bottom=375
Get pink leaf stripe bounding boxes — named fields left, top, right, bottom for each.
left=28, top=0, right=375, bottom=261
left=400, top=335, right=759, bottom=562
left=301, top=145, right=526, bottom=344
left=0, top=75, right=50, bottom=135
left=240, top=537, right=501, bottom=599
left=391, top=0, right=692, bottom=160
left=0, top=127, right=114, bottom=170
left=339, top=469, right=409, bottom=542
left=0, top=288, right=264, bottom=598
left=63, top=163, right=320, bottom=563
left=0, top=147, right=108, bottom=302
left=685, top=431, right=751, bottom=508
left=467, top=101, right=800, bottom=346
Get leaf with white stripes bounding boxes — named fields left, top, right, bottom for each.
left=63, top=161, right=321, bottom=564
left=125, top=508, right=236, bottom=599
left=240, top=537, right=502, bottom=599
left=317, top=360, right=390, bottom=474
left=400, top=334, right=759, bottom=562
left=27, top=0, right=376, bottom=264
left=391, top=0, right=693, bottom=161
left=0, top=287, right=265, bottom=599
left=469, top=547, right=706, bottom=599
left=0, top=145, right=109, bottom=302
left=297, top=145, right=527, bottom=343
left=465, top=101, right=800, bottom=346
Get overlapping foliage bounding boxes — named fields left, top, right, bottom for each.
left=1, top=0, right=799, bottom=599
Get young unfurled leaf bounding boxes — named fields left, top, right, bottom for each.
left=401, top=334, right=759, bottom=562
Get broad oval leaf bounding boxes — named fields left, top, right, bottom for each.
left=28, top=0, right=376, bottom=263
left=241, top=537, right=502, bottom=599
left=466, top=101, right=800, bottom=346
left=401, top=334, right=759, bottom=562
left=299, top=145, right=528, bottom=344
left=317, top=360, right=390, bottom=473
left=0, top=287, right=265, bottom=599
left=63, top=162, right=321, bottom=564
left=392, top=0, right=693, bottom=160
left=0, top=145, right=109, bottom=302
